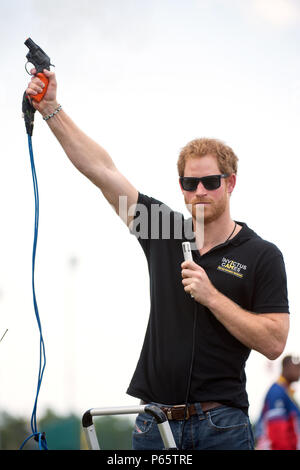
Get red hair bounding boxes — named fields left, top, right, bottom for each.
left=177, top=137, right=238, bottom=176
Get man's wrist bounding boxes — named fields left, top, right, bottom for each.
left=40, top=101, right=60, bottom=119
left=43, top=104, right=62, bottom=121
left=205, top=287, right=222, bottom=311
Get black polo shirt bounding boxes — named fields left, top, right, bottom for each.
left=127, top=193, right=289, bottom=413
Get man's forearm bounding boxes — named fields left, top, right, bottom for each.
left=26, top=69, right=138, bottom=226
left=41, top=101, right=115, bottom=187
left=206, top=291, right=288, bottom=360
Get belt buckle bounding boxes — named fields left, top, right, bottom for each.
left=167, top=404, right=189, bottom=420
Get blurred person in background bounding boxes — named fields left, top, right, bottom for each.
left=255, top=355, right=300, bottom=450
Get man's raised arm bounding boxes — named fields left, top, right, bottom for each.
left=26, top=68, right=138, bottom=227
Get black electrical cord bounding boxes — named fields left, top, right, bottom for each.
left=179, top=300, right=197, bottom=450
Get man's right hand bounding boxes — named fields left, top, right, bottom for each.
left=26, top=68, right=59, bottom=117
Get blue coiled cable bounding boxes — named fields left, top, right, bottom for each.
left=20, top=134, right=48, bottom=450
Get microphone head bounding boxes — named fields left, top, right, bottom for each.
left=182, top=242, right=193, bottom=261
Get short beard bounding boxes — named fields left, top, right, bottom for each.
left=186, top=193, right=228, bottom=225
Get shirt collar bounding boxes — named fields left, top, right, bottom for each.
left=228, top=222, right=258, bottom=247
left=184, top=219, right=258, bottom=248
left=277, top=375, right=295, bottom=397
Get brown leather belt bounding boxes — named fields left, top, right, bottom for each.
left=141, top=401, right=222, bottom=420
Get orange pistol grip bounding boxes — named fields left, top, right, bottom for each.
left=32, top=73, right=49, bottom=103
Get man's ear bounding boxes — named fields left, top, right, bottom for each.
left=179, top=178, right=184, bottom=193
left=227, top=174, right=236, bottom=195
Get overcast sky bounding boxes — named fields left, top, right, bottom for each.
left=0, top=0, right=300, bottom=427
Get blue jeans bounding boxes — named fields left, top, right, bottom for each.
left=132, top=402, right=254, bottom=450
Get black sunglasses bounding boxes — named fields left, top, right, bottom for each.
left=180, top=174, right=229, bottom=191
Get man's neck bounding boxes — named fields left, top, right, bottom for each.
left=193, top=213, right=241, bottom=255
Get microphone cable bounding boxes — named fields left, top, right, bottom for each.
left=179, top=300, right=197, bottom=450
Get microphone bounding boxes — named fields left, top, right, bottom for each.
left=182, top=242, right=194, bottom=298
left=182, top=242, right=193, bottom=262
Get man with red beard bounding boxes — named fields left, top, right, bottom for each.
left=26, top=70, right=290, bottom=450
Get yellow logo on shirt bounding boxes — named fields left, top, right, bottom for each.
left=217, top=257, right=247, bottom=278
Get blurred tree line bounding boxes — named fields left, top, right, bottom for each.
left=0, top=409, right=134, bottom=450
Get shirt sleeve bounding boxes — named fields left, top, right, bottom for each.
left=252, top=246, right=289, bottom=314
left=130, top=192, right=184, bottom=256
